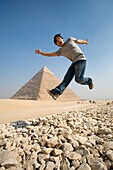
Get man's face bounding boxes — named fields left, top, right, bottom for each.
left=56, top=36, right=64, bottom=47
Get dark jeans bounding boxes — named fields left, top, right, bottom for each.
left=52, top=60, right=92, bottom=95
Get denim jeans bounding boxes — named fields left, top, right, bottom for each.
left=52, top=60, right=92, bottom=95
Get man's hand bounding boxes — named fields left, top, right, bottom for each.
left=85, top=38, right=88, bottom=45
left=35, top=48, right=41, bottom=54
left=35, top=48, right=58, bottom=57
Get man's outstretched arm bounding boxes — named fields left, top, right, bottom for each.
left=75, top=39, right=88, bottom=45
left=35, top=49, right=58, bottom=57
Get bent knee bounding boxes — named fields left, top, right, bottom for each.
left=75, top=76, right=83, bottom=84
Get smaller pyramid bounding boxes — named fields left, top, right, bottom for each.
left=11, top=67, right=80, bottom=101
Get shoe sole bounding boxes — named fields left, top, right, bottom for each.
left=47, top=89, right=58, bottom=100
left=89, top=82, right=94, bottom=90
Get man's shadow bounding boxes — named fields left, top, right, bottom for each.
left=10, top=120, right=29, bottom=129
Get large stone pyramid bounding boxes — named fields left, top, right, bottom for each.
left=11, top=67, right=80, bottom=101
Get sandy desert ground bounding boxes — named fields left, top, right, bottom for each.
left=0, top=99, right=108, bottom=124
left=0, top=99, right=113, bottom=169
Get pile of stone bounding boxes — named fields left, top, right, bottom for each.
left=0, top=102, right=113, bottom=170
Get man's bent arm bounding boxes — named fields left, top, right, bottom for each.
left=35, top=49, right=58, bottom=57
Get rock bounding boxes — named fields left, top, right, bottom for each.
left=57, top=127, right=72, bottom=137
left=23, top=160, right=34, bottom=170
left=69, top=166, right=75, bottom=170
left=97, top=128, right=112, bottom=135
left=88, top=135, right=100, bottom=145
left=62, top=142, right=73, bottom=153
left=106, top=150, right=113, bottom=161
left=38, top=153, right=49, bottom=163
left=104, top=160, right=111, bottom=170
left=106, top=102, right=110, bottom=105
left=88, top=117, right=97, bottom=125
left=65, top=151, right=82, bottom=160
left=76, top=146, right=90, bottom=156
left=0, top=150, right=19, bottom=168
left=74, top=134, right=88, bottom=144
left=60, top=157, right=70, bottom=170
left=0, top=139, right=6, bottom=147
left=86, top=154, right=94, bottom=165
left=38, top=160, right=45, bottom=170
left=45, top=161, right=55, bottom=170
left=0, top=167, right=6, bottom=170
left=91, top=159, right=107, bottom=170
left=69, top=138, right=79, bottom=148
left=31, top=143, right=41, bottom=152
left=47, top=136, right=58, bottom=147
left=71, top=160, right=80, bottom=169
left=52, top=149, right=62, bottom=156
left=77, top=162, right=91, bottom=170
left=41, top=148, right=53, bottom=154
left=38, top=135, right=47, bottom=147
left=104, top=141, right=113, bottom=149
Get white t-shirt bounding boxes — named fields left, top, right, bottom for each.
left=55, top=37, right=86, bottom=63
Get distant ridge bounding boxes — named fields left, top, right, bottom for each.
left=11, top=66, right=80, bottom=101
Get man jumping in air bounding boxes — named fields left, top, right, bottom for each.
left=35, top=34, right=94, bottom=100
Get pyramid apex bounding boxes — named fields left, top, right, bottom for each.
left=42, top=66, right=48, bottom=70
left=40, top=66, right=54, bottom=75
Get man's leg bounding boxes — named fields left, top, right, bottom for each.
left=74, top=60, right=93, bottom=89
left=51, top=64, right=75, bottom=95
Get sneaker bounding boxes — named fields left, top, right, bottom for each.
left=88, top=81, right=94, bottom=90
left=47, top=89, right=59, bottom=100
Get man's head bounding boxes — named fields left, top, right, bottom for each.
left=53, top=34, right=64, bottom=46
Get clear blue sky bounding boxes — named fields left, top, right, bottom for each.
left=0, top=0, right=113, bottom=100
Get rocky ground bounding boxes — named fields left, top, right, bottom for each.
left=0, top=101, right=113, bottom=170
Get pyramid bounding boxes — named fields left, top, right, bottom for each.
left=11, top=67, right=80, bottom=101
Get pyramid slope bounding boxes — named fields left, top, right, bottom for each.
left=11, top=70, right=42, bottom=100
left=11, top=67, right=80, bottom=101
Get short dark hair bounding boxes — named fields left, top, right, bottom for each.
left=53, top=33, right=63, bottom=45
